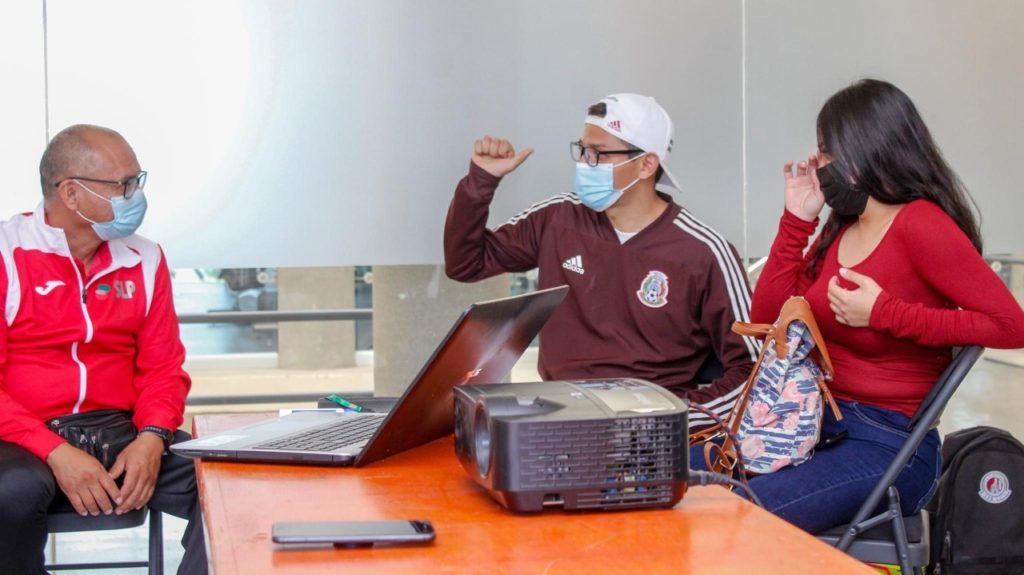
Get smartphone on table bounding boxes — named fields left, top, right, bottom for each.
left=272, top=520, right=436, bottom=548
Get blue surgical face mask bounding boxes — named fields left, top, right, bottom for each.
left=74, top=180, right=148, bottom=240
left=574, top=153, right=645, bottom=212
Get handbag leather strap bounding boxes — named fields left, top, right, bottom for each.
left=691, top=297, right=843, bottom=474
left=730, top=298, right=842, bottom=421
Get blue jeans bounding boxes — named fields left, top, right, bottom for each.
left=690, top=400, right=941, bottom=533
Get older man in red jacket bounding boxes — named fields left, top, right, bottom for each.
left=0, top=125, right=206, bottom=574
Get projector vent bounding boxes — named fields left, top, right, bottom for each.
left=516, top=416, right=685, bottom=504
left=576, top=484, right=678, bottom=509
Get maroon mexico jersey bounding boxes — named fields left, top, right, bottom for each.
left=444, top=162, right=757, bottom=427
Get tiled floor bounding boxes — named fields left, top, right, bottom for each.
left=940, top=352, right=1024, bottom=439
left=44, top=513, right=185, bottom=574
left=44, top=352, right=1024, bottom=574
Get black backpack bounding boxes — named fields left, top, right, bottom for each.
left=928, top=426, right=1024, bottom=574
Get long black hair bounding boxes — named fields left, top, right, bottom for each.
left=806, top=79, right=982, bottom=278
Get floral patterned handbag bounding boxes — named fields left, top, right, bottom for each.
left=691, top=297, right=842, bottom=476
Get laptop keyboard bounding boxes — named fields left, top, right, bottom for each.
left=254, top=415, right=382, bottom=452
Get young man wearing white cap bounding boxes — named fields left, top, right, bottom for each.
left=444, top=94, right=757, bottom=427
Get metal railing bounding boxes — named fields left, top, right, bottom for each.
left=181, top=308, right=372, bottom=408
left=187, top=391, right=375, bottom=407
left=178, top=309, right=371, bottom=324
left=987, top=254, right=1024, bottom=266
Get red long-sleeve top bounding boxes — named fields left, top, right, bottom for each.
left=753, top=200, right=1024, bottom=416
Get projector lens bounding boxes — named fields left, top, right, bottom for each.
left=474, top=404, right=491, bottom=477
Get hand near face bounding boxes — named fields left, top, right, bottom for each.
left=783, top=153, right=826, bottom=222
left=827, top=268, right=882, bottom=327
left=471, top=136, right=534, bottom=178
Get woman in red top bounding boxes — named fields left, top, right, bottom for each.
left=723, top=79, right=1024, bottom=532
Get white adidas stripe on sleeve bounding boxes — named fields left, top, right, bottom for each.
left=500, top=193, right=580, bottom=228
left=673, top=211, right=759, bottom=360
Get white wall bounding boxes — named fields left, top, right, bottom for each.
left=20, top=0, right=742, bottom=268
left=746, top=0, right=1024, bottom=257
left=0, top=2, right=46, bottom=211
left=0, top=1, right=1020, bottom=267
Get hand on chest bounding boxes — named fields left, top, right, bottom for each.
left=812, top=231, right=947, bottom=333
left=828, top=221, right=942, bottom=300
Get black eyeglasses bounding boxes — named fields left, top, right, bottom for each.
left=58, top=171, right=147, bottom=199
left=570, top=141, right=643, bottom=167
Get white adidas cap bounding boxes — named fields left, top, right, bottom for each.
left=584, top=93, right=681, bottom=192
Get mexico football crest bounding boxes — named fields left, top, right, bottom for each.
left=637, top=270, right=669, bottom=308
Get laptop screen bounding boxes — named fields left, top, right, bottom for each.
left=355, top=285, right=568, bottom=466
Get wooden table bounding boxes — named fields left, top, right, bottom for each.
left=194, top=413, right=874, bottom=574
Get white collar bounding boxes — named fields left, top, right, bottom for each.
left=614, top=228, right=639, bottom=244
left=31, top=201, right=141, bottom=271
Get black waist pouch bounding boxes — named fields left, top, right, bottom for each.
left=47, top=410, right=138, bottom=470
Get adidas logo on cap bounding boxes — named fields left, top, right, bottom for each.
left=584, top=93, right=682, bottom=192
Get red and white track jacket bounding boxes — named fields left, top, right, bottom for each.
left=0, top=204, right=190, bottom=460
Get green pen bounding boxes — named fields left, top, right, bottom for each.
left=326, top=394, right=364, bottom=412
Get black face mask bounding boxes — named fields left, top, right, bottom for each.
left=816, top=163, right=868, bottom=217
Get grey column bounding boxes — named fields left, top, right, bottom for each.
left=1011, top=261, right=1024, bottom=306
left=277, top=266, right=356, bottom=369
left=372, top=265, right=508, bottom=397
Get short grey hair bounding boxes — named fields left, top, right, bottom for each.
left=38, top=124, right=123, bottom=197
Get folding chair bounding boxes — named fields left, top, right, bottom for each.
left=45, top=506, right=163, bottom=574
left=816, top=345, right=985, bottom=575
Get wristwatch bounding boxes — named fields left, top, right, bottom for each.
left=140, top=425, right=175, bottom=451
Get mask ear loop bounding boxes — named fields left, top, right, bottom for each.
left=614, top=152, right=649, bottom=193
left=72, top=180, right=116, bottom=225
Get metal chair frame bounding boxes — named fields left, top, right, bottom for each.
left=45, top=506, right=163, bottom=574
left=818, top=345, right=984, bottom=575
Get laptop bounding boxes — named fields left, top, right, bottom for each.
left=171, top=285, right=568, bottom=467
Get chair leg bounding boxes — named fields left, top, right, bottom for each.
left=47, top=533, right=58, bottom=565
left=149, top=509, right=164, bottom=575
left=886, top=487, right=914, bottom=575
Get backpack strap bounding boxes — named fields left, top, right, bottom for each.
left=715, top=324, right=777, bottom=442
left=770, top=297, right=842, bottom=421
left=732, top=322, right=774, bottom=338
left=688, top=322, right=772, bottom=446
left=775, top=298, right=834, bottom=376
left=731, top=298, right=834, bottom=376
left=730, top=298, right=843, bottom=423
left=688, top=330, right=768, bottom=451
left=690, top=297, right=845, bottom=465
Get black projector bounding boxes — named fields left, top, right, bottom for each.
left=454, top=378, right=689, bottom=512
